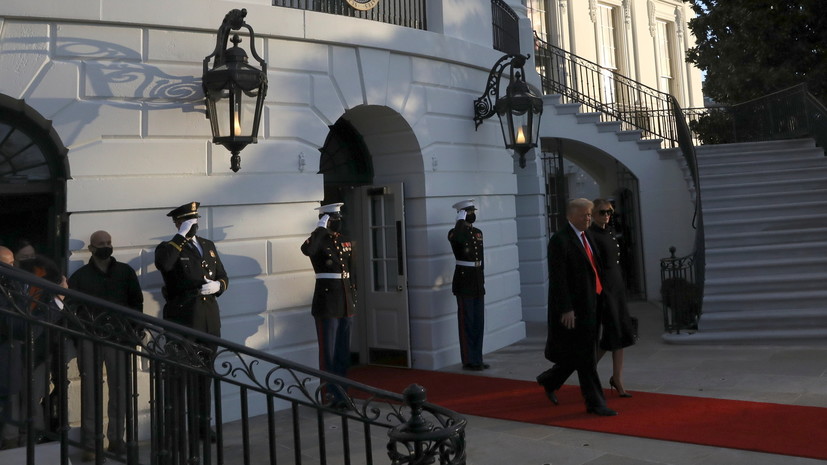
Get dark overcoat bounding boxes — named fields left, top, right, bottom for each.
left=545, top=225, right=601, bottom=366
left=301, top=227, right=356, bottom=319
left=155, top=234, right=228, bottom=336
left=589, top=223, right=636, bottom=350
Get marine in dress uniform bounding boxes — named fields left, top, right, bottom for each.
left=301, top=202, right=356, bottom=406
left=448, top=199, right=488, bottom=371
left=154, top=201, right=228, bottom=441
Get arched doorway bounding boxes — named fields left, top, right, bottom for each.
left=0, top=94, right=70, bottom=270
left=541, top=137, right=646, bottom=299
left=319, top=109, right=414, bottom=368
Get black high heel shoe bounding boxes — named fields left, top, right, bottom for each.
left=609, top=376, right=632, bottom=398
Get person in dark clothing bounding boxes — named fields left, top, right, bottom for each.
left=537, top=198, right=617, bottom=416
left=68, top=230, right=143, bottom=459
left=448, top=199, right=487, bottom=371
left=155, top=202, right=228, bottom=336
left=16, top=255, right=69, bottom=441
left=0, top=246, right=25, bottom=449
left=589, top=199, right=636, bottom=398
left=155, top=202, right=228, bottom=442
left=301, top=202, right=356, bottom=406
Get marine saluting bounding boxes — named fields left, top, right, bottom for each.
left=301, top=201, right=357, bottom=408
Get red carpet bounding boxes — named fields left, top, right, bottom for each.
left=350, top=366, right=827, bottom=460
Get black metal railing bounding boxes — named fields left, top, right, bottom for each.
left=660, top=247, right=702, bottom=333
left=492, top=0, right=520, bottom=55
left=0, top=263, right=466, bottom=465
left=686, top=84, right=827, bottom=151
left=534, top=33, right=684, bottom=148
left=273, top=0, right=426, bottom=30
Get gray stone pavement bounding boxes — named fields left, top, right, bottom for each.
left=439, top=300, right=827, bottom=465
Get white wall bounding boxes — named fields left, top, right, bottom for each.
left=1, top=0, right=528, bottom=388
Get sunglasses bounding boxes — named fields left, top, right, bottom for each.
left=598, top=209, right=614, bottom=216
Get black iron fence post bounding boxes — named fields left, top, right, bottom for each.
left=387, top=384, right=466, bottom=465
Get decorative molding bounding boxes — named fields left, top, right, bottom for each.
left=559, top=0, right=567, bottom=15
left=589, top=0, right=597, bottom=23
left=674, top=6, right=684, bottom=39
left=647, top=0, right=656, bottom=37
left=622, top=0, right=632, bottom=26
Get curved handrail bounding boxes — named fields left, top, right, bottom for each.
left=0, top=263, right=466, bottom=464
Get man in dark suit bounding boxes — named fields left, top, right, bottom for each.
left=155, top=201, right=229, bottom=440
left=448, top=199, right=488, bottom=370
left=69, top=230, right=143, bottom=459
left=301, top=202, right=356, bottom=407
left=537, top=198, right=617, bottom=416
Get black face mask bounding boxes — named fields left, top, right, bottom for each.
left=92, top=246, right=113, bottom=260
left=328, top=219, right=343, bottom=233
left=465, top=213, right=477, bottom=224
left=186, top=224, right=198, bottom=238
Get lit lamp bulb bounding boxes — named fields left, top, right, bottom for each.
left=516, top=126, right=527, bottom=145
left=233, top=112, right=241, bottom=136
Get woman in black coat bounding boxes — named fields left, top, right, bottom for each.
left=590, top=199, right=636, bottom=397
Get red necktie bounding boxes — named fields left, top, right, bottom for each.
left=581, top=232, right=603, bottom=295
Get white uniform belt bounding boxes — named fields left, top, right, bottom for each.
left=456, top=260, right=481, bottom=267
left=316, top=272, right=349, bottom=279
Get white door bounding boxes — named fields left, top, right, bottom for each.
left=354, top=183, right=411, bottom=367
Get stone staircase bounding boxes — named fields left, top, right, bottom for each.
left=670, top=138, right=827, bottom=343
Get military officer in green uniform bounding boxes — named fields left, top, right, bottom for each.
left=155, top=201, right=228, bottom=441
left=448, top=199, right=488, bottom=370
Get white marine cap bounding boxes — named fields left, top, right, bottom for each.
left=315, top=202, right=344, bottom=214
left=451, top=199, right=476, bottom=211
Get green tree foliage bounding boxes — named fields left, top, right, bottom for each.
left=685, top=0, right=827, bottom=105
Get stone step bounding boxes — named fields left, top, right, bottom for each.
left=705, top=238, right=827, bottom=263
left=695, top=138, right=817, bottom=158
left=701, top=187, right=827, bottom=210
left=697, top=307, right=827, bottom=332
left=616, top=130, right=643, bottom=141
left=704, top=271, right=827, bottom=294
left=701, top=176, right=827, bottom=197
left=0, top=442, right=62, bottom=465
left=636, top=138, right=665, bottom=151
left=554, top=103, right=582, bottom=115
left=705, top=255, right=827, bottom=279
left=700, top=165, right=827, bottom=187
left=701, top=289, right=827, bottom=313
left=596, top=121, right=623, bottom=133
left=697, top=151, right=825, bottom=175
left=663, top=326, right=827, bottom=344
left=705, top=226, right=826, bottom=249
left=702, top=211, right=823, bottom=235
left=703, top=199, right=827, bottom=223
left=575, top=112, right=602, bottom=124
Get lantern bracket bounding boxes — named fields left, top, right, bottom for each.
left=202, top=9, right=267, bottom=84
left=472, top=54, right=529, bottom=129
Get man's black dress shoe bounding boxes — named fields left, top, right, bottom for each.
left=535, top=374, right=558, bottom=405
left=586, top=405, right=618, bottom=416
left=462, top=363, right=489, bottom=371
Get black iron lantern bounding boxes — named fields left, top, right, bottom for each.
left=203, top=9, right=268, bottom=172
left=473, top=54, right=543, bottom=168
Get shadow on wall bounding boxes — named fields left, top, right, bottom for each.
left=7, top=33, right=204, bottom=145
